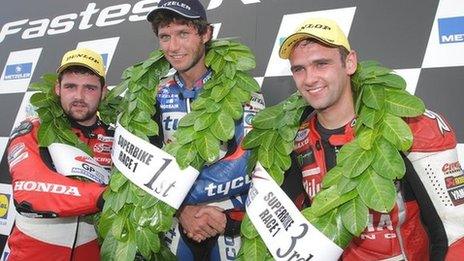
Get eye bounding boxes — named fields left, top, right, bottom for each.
left=291, top=66, right=304, bottom=74
left=180, top=31, right=190, bottom=39
left=159, top=34, right=170, bottom=42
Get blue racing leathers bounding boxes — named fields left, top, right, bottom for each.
left=153, top=70, right=264, bottom=260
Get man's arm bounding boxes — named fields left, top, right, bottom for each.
left=405, top=111, right=464, bottom=259
left=8, top=120, right=106, bottom=217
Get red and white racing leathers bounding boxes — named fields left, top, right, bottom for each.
left=289, top=109, right=464, bottom=261
left=6, top=118, right=113, bottom=261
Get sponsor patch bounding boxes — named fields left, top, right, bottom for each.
left=295, top=129, right=309, bottom=142
left=10, top=120, right=33, bottom=140
left=94, top=143, right=112, bottom=153
left=3, top=63, right=32, bottom=80
left=97, top=134, right=113, bottom=142
left=7, top=142, right=28, bottom=168
left=0, top=194, right=10, bottom=219
left=438, top=16, right=464, bottom=44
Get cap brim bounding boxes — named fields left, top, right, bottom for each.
left=57, top=62, right=104, bottom=78
left=279, top=32, right=343, bottom=59
left=147, top=7, right=201, bottom=22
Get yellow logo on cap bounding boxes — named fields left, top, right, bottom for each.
left=279, top=18, right=351, bottom=59
left=57, top=48, right=106, bottom=78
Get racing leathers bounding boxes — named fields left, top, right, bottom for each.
left=7, top=117, right=113, bottom=261
left=152, top=70, right=264, bottom=260
left=286, top=108, right=464, bottom=261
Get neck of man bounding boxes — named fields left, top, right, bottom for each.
left=316, top=84, right=356, bottom=130
left=178, top=59, right=208, bottom=90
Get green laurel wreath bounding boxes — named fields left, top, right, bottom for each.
left=96, top=39, right=261, bottom=260
left=237, top=61, right=426, bottom=259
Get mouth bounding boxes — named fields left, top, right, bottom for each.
left=71, top=102, right=88, bottom=109
left=305, top=86, right=325, bottom=94
left=169, top=54, right=186, bottom=61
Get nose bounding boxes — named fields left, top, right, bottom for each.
left=74, top=86, right=85, bottom=100
left=167, top=36, right=181, bottom=52
left=303, top=67, right=318, bottom=87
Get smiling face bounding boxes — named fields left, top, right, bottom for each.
left=157, top=20, right=211, bottom=77
left=55, top=70, right=106, bottom=126
left=289, top=39, right=357, bottom=115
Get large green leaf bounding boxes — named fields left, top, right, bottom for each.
left=194, top=111, right=215, bottom=131
left=381, top=114, right=413, bottom=151
left=173, top=126, right=196, bottom=145
left=322, top=166, right=343, bottom=188
left=358, top=106, right=384, bottom=129
left=236, top=71, right=260, bottom=92
left=305, top=208, right=353, bottom=248
left=341, top=145, right=374, bottom=178
left=252, top=106, right=284, bottom=129
left=340, top=197, right=369, bottom=236
left=243, top=129, right=269, bottom=149
left=311, top=186, right=358, bottom=216
left=372, top=138, right=406, bottom=179
left=222, top=95, right=243, bottom=119
left=135, top=227, right=159, bottom=259
left=176, top=142, right=197, bottom=168
left=258, top=144, right=274, bottom=168
left=195, top=130, right=220, bottom=163
left=365, top=73, right=406, bottom=90
left=210, top=112, right=235, bottom=141
left=178, top=110, right=205, bottom=127
left=385, top=88, right=425, bottom=117
left=237, top=237, right=268, bottom=261
left=274, top=135, right=294, bottom=155
left=114, top=237, right=137, bottom=261
left=37, top=123, right=56, bottom=147
left=211, top=83, right=232, bottom=102
left=357, top=168, right=396, bottom=212
left=101, top=232, right=119, bottom=261
left=362, top=85, right=385, bottom=110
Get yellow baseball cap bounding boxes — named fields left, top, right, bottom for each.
left=279, top=18, right=351, bottom=59
left=57, top=48, right=106, bottom=78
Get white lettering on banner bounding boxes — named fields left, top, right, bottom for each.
left=112, top=122, right=199, bottom=209
left=246, top=163, right=342, bottom=261
left=0, top=0, right=260, bottom=43
left=0, top=0, right=155, bottom=43
left=14, top=181, right=81, bottom=196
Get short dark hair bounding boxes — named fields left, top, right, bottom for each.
left=57, top=65, right=105, bottom=87
left=150, top=10, right=212, bottom=39
left=295, top=38, right=350, bottom=67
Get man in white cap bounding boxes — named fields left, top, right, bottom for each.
left=278, top=17, right=464, bottom=260
left=7, top=48, right=113, bottom=260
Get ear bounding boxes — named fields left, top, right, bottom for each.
left=101, top=85, right=108, bottom=101
left=54, top=82, right=60, bottom=96
left=201, top=26, right=213, bottom=44
left=345, top=50, right=358, bottom=76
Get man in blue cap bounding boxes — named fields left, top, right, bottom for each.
left=146, top=0, right=264, bottom=260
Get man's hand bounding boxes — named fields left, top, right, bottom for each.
left=178, top=205, right=226, bottom=242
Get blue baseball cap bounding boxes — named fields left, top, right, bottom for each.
left=147, top=0, right=207, bottom=22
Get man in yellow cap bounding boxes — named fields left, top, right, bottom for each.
left=278, top=18, right=464, bottom=260
left=6, top=48, right=113, bottom=260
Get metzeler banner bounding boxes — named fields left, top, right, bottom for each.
left=112, top=122, right=199, bottom=209
left=246, top=163, right=343, bottom=261
left=48, top=143, right=110, bottom=185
